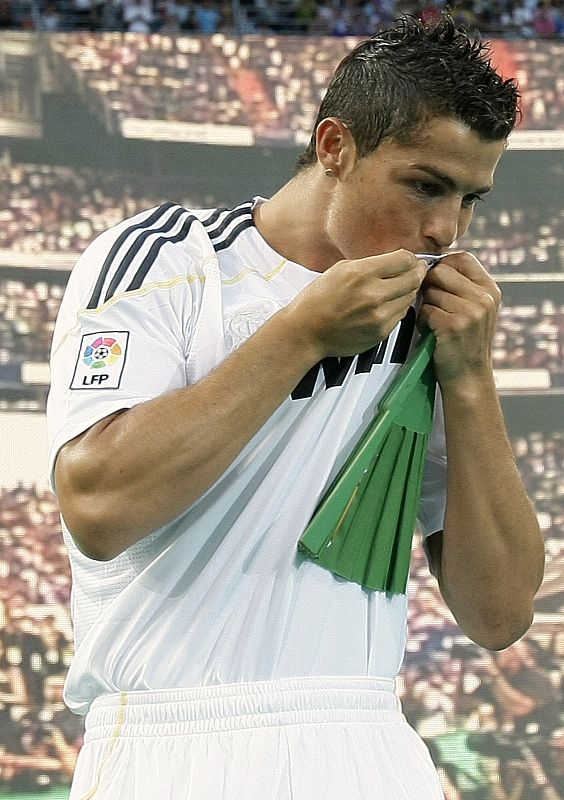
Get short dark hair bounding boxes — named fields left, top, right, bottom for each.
left=296, top=13, right=520, bottom=172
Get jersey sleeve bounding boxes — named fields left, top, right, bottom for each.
left=417, top=385, right=447, bottom=538
left=46, top=204, right=206, bottom=492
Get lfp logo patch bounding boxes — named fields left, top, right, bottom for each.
left=71, top=331, right=129, bottom=389
left=83, top=336, right=122, bottom=369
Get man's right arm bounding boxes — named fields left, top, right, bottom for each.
left=55, top=250, right=426, bottom=561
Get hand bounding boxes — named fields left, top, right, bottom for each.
left=417, top=251, right=501, bottom=387
left=289, top=249, right=427, bottom=359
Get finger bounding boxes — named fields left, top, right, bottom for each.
left=375, top=292, right=419, bottom=322
left=419, top=290, right=496, bottom=337
left=378, top=270, right=424, bottom=303
left=440, top=251, right=498, bottom=291
left=424, top=264, right=482, bottom=297
left=421, top=287, right=470, bottom=316
left=423, top=286, right=497, bottom=324
left=356, top=249, right=424, bottom=279
left=424, top=264, right=500, bottom=307
left=417, top=303, right=451, bottom=335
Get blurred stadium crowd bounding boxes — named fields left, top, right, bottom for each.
left=0, top=0, right=562, bottom=38
left=0, top=484, right=79, bottom=791
left=41, top=30, right=563, bottom=136
left=0, top=466, right=561, bottom=796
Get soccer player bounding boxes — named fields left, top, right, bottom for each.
left=47, top=14, right=545, bottom=799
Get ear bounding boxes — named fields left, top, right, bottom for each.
left=315, top=117, right=356, bottom=176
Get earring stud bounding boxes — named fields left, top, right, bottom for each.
left=325, top=168, right=335, bottom=177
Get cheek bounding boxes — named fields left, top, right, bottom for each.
left=327, top=192, right=416, bottom=257
left=459, top=208, right=474, bottom=236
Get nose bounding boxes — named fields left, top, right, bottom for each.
left=422, top=201, right=471, bottom=251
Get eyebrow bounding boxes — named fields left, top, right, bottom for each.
left=411, top=164, right=493, bottom=195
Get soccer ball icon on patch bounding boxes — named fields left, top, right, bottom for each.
left=83, top=336, right=122, bottom=369
left=94, top=345, right=110, bottom=360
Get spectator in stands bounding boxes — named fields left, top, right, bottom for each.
left=72, top=0, right=103, bottom=30
left=545, top=729, right=564, bottom=797
left=0, top=0, right=560, bottom=36
left=160, top=0, right=194, bottom=30
left=0, top=713, right=76, bottom=788
left=37, top=2, right=62, bottom=31
left=409, top=587, right=459, bottom=654
left=121, top=0, right=156, bottom=33
left=1, top=613, right=47, bottom=708
left=0, top=638, right=28, bottom=707
left=451, top=0, right=478, bottom=29
left=473, top=643, right=562, bottom=738
left=193, top=0, right=222, bottom=33
left=419, top=2, right=444, bottom=24
left=0, top=0, right=14, bottom=28
left=39, top=616, right=68, bottom=677
left=533, top=0, right=559, bottom=37
left=159, top=8, right=182, bottom=32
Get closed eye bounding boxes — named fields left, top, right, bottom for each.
left=413, top=181, right=486, bottom=209
left=462, top=193, right=485, bottom=208
left=413, top=181, right=443, bottom=199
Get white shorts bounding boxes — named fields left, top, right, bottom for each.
left=70, top=677, right=445, bottom=800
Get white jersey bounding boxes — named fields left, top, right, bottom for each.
left=47, top=198, right=447, bottom=716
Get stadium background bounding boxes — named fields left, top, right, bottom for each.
left=0, top=28, right=562, bottom=800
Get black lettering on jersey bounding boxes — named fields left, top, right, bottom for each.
left=354, top=338, right=389, bottom=374
left=291, top=307, right=416, bottom=400
left=390, top=306, right=416, bottom=364
left=291, top=356, right=355, bottom=400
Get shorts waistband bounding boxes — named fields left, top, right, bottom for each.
left=84, top=676, right=402, bottom=741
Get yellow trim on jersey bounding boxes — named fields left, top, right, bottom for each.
left=52, top=272, right=206, bottom=357
left=222, top=257, right=288, bottom=285
left=95, top=273, right=207, bottom=314
left=78, top=692, right=128, bottom=800
left=53, top=256, right=288, bottom=357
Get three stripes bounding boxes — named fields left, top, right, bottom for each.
left=86, top=201, right=255, bottom=310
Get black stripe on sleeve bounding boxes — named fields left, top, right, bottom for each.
left=125, top=213, right=199, bottom=292
left=201, top=207, right=229, bottom=226
left=205, top=202, right=253, bottom=239
left=86, top=202, right=177, bottom=310
left=213, top=218, right=255, bottom=253
left=102, top=206, right=188, bottom=303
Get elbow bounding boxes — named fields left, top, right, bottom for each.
left=63, top=515, right=120, bottom=562
left=468, top=606, right=536, bottom=652
left=442, top=577, right=536, bottom=651
left=54, top=446, right=123, bottom=561
left=58, top=495, right=120, bottom=562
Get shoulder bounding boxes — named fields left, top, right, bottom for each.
left=64, top=202, right=223, bottom=312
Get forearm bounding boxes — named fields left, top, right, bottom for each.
left=56, top=305, right=322, bottom=560
left=438, top=372, right=544, bottom=649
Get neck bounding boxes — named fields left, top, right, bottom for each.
left=252, top=169, right=343, bottom=272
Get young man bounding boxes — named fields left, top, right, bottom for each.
left=47, top=14, right=545, bottom=799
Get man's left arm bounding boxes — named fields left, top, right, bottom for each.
left=419, top=253, right=545, bottom=651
